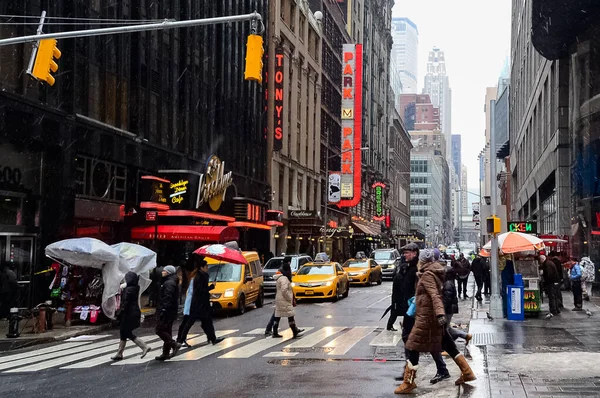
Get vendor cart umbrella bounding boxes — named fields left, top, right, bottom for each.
left=482, top=231, right=545, bottom=254
left=45, top=237, right=119, bottom=268
left=193, top=244, right=248, bottom=265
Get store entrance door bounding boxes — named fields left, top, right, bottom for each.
left=5, top=236, right=35, bottom=307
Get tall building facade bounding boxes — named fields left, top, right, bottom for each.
left=423, top=47, right=452, bottom=160
left=268, top=0, right=323, bottom=255
left=451, top=135, right=462, bottom=185
left=391, top=17, right=419, bottom=94
left=461, top=165, right=469, bottom=215
left=398, top=94, right=440, bottom=131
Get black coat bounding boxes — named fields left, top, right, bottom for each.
left=391, top=256, right=418, bottom=316
left=190, top=270, right=214, bottom=318
left=541, top=259, right=560, bottom=284
left=471, top=257, right=484, bottom=277
left=551, top=257, right=564, bottom=282
left=120, top=272, right=141, bottom=331
left=443, top=279, right=459, bottom=314
left=157, top=273, right=179, bottom=321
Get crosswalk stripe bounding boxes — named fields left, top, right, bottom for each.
left=0, top=342, right=91, bottom=365
left=243, top=328, right=267, bottom=335
left=324, top=326, right=376, bottom=355
left=263, top=351, right=298, bottom=357
left=112, top=330, right=237, bottom=365
left=219, top=327, right=314, bottom=359
left=369, top=330, right=403, bottom=347
left=60, top=335, right=170, bottom=369
left=284, top=326, right=345, bottom=349
left=4, top=339, right=122, bottom=372
left=170, top=337, right=254, bottom=361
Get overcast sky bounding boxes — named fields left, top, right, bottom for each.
left=392, top=0, right=512, bottom=203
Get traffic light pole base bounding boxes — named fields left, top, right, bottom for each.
left=489, top=294, right=504, bottom=319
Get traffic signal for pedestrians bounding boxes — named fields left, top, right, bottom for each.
left=31, top=39, right=61, bottom=86
left=486, top=216, right=501, bottom=235
left=244, top=34, right=264, bottom=83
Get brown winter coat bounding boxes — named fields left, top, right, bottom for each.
left=274, top=273, right=295, bottom=318
left=405, top=261, right=446, bottom=353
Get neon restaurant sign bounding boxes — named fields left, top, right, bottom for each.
left=273, top=50, right=284, bottom=152
left=507, top=221, right=537, bottom=234
left=372, top=182, right=386, bottom=221
left=337, top=44, right=363, bottom=208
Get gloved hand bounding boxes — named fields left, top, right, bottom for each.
left=209, top=283, right=216, bottom=290
left=437, top=315, right=447, bottom=326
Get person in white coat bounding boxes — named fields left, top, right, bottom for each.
left=272, top=263, right=304, bottom=339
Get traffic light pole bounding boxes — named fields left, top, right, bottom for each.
left=25, top=11, right=46, bottom=75
left=0, top=12, right=263, bottom=46
left=489, top=100, right=503, bottom=319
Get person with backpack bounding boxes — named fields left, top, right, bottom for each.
left=580, top=257, right=595, bottom=301
left=569, top=258, right=584, bottom=311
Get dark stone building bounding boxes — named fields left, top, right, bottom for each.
left=0, top=1, right=269, bottom=306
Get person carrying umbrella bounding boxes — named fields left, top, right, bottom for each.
left=111, top=272, right=150, bottom=360
left=155, top=265, right=180, bottom=361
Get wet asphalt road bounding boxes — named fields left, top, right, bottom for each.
left=0, top=282, right=479, bottom=398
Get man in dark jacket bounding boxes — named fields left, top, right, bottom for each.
left=539, top=254, right=560, bottom=318
left=0, top=262, right=18, bottom=319
left=387, top=243, right=419, bottom=332
left=176, top=256, right=224, bottom=349
left=454, top=254, right=471, bottom=299
left=155, top=265, right=179, bottom=361
left=550, top=252, right=564, bottom=309
left=471, top=255, right=485, bottom=301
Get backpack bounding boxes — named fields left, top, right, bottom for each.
left=580, top=257, right=595, bottom=283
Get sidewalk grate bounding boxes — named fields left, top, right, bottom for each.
left=471, top=332, right=508, bottom=346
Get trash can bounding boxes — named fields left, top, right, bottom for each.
left=507, top=284, right=525, bottom=321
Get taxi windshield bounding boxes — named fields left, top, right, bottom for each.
left=343, top=260, right=369, bottom=268
left=208, top=263, right=242, bottom=282
left=297, top=265, right=334, bottom=275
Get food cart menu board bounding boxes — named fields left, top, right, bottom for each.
left=514, top=259, right=539, bottom=279
left=524, top=289, right=541, bottom=312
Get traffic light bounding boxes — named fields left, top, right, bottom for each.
left=244, top=34, right=264, bottom=83
left=31, top=39, right=61, bottom=86
left=486, top=216, right=501, bottom=235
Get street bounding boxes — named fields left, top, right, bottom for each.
left=0, top=283, right=477, bottom=398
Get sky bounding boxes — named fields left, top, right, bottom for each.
left=392, top=0, right=512, bottom=204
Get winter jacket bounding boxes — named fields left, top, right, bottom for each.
left=551, top=257, right=564, bottom=282
left=405, top=261, right=446, bottom=353
left=157, top=273, right=179, bottom=321
left=120, top=272, right=141, bottom=331
left=274, top=273, right=294, bottom=318
left=443, top=277, right=459, bottom=315
left=190, top=270, right=214, bottom=318
left=570, top=263, right=582, bottom=281
left=391, top=256, right=419, bottom=316
left=471, top=257, right=484, bottom=277
left=183, top=282, right=194, bottom=316
left=580, top=257, right=596, bottom=283
left=455, top=258, right=471, bottom=279
left=540, top=258, right=560, bottom=284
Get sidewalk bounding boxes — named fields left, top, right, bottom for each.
left=469, top=287, right=600, bottom=397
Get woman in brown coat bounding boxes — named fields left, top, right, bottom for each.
left=395, top=250, right=476, bottom=394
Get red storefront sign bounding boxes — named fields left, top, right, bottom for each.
left=273, top=50, right=284, bottom=151
left=131, top=225, right=239, bottom=242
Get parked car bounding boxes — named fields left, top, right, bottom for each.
left=262, top=254, right=312, bottom=293
left=369, top=249, right=402, bottom=279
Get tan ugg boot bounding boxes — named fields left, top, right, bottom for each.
left=394, top=361, right=418, bottom=394
left=453, top=354, right=477, bottom=385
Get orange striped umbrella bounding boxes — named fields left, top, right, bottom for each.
left=482, top=232, right=545, bottom=254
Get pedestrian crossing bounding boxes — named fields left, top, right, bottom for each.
left=0, top=325, right=406, bottom=373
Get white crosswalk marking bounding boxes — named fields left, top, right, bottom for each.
left=171, top=337, right=254, bottom=361
left=0, top=342, right=90, bottom=365
left=4, top=339, right=121, bottom=372
left=369, top=330, right=402, bottom=347
left=284, top=326, right=345, bottom=348
left=219, top=327, right=314, bottom=359
left=263, top=351, right=298, bottom=357
left=112, top=330, right=237, bottom=365
left=243, top=328, right=267, bottom=335
left=324, top=326, right=376, bottom=355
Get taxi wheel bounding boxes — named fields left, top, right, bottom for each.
left=332, top=285, right=339, bottom=302
left=365, top=275, right=372, bottom=287
left=237, top=294, right=246, bottom=315
left=255, top=289, right=264, bottom=308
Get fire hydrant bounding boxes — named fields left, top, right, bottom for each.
left=6, top=308, right=22, bottom=338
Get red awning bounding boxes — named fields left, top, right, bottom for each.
left=131, top=225, right=239, bottom=242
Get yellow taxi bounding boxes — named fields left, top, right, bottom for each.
left=342, top=258, right=383, bottom=286
left=291, top=261, right=349, bottom=302
left=207, top=251, right=264, bottom=315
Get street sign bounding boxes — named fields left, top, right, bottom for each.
left=472, top=202, right=480, bottom=213
left=328, top=173, right=341, bottom=203
left=146, top=211, right=157, bottom=221
left=472, top=214, right=480, bottom=222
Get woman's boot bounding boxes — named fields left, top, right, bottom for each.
left=289, top=320, right=304, bottom=338
left=394, top=361, right=418, bottom=394
left=111, top=341, right=127, bottom=361
left=453, top=354, right=477, bottom=385
left=272, top=320, right=282, bottom=338
left=132, top=337, right=151, bottom=358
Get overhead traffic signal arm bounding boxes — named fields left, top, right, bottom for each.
left=31, top=39, right=61, bottom=86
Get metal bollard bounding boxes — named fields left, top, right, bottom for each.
left=37, top=306, right=46, bottom=333
left=65, top=300, right=73, bottom=327
left=45, top=301, right=54, bottom=330
left=6, top=308, right=21, bottom=338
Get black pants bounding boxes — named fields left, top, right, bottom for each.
left=483, top=273, right=491, bottom=295
left=474, top=275, right=483, bottom=299
left=387, top=310, right=399, bottom=330
left=402, top=316, right=447, bottom=373
left=407, top=328, right=460, bottom=366
left=546, top=283, right=559, bottom=315
left=265, top=311, right=276, bottom=332
left=273, top=316, right=297, bottom=332
left=176, top=315, right=191, bottom=342
left=457, top=278, right=468, bottom=298
left=557, top=283, right=564, bottom=308
left=572, top=280, right=583, bottom=309
left=120, top=325, right=136, bottom=341
left=177, top=313, right=217, bottom=343
left=155, top=318, right=175, bottom=355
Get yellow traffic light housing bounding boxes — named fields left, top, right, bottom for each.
left=486, top=216, right=501, bottom=235
left=244, top=34, right=264, bottom=83
left=32, top=39, right=61, bottom=86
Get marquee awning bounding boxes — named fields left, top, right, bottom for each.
left=352, top=222, right=381, bottom=237
left=131, top=225, right=239, bottom=242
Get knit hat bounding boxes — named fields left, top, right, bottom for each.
left=163, top=265, right=176, bottom=275
left=433, top=248, right=441, bottom=260
left=419, top=249, right=434, bottom=263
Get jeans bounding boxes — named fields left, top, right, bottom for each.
left=582, top=280, right=593, bottom=300
left=572, top=280, right=583, bottom=309
left=265, top=311, right=276, bottom=332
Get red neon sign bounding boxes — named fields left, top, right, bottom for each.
left=273, top=50, right=284, bottom=151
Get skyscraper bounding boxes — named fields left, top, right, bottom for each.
left=451, top=135, right=461, bottom=185
left=391, top=17, right=419, bottom=94
left=423, top=47, right=452, bottom=161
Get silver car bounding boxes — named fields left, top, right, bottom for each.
left=262, top=255, right=313, bottom=293
left=370, top=249, right=401, bottom=279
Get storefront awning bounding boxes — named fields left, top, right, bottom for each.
left=352, top=222, right=381, bottom=236
left=131, top=225, right=239, bottom=242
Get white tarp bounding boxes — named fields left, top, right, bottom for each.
left=45, top=238, right=156, bottom=319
